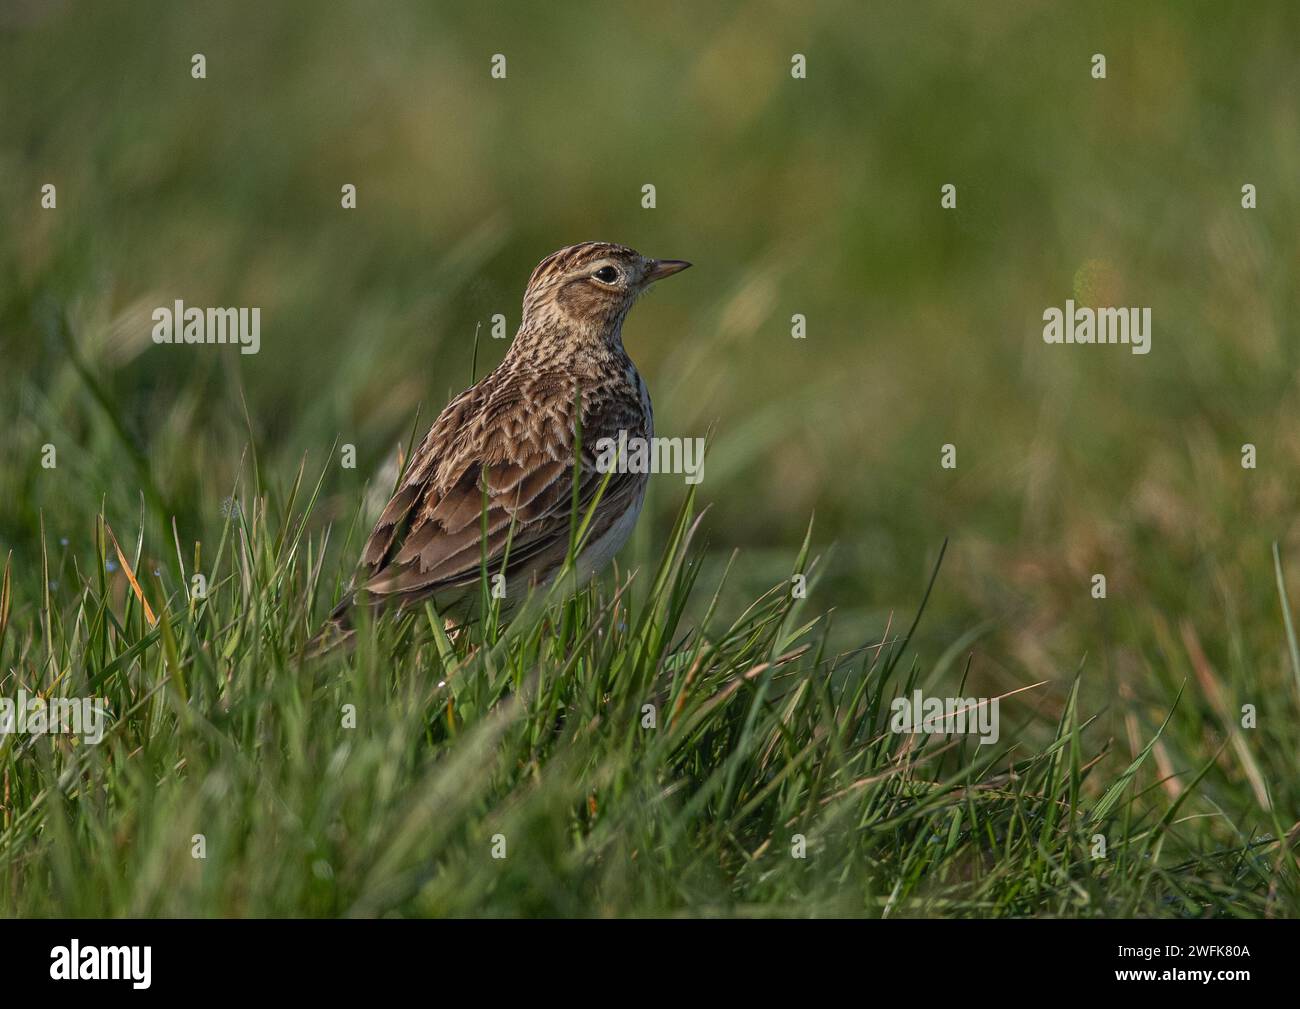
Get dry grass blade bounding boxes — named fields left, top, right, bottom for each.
left=103, top=520, right=157, bottom=628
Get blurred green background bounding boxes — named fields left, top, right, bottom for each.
left=3, top=1, right=1300, bottom=843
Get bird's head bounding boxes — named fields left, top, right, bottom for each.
left=519, top=242, right=690, bottom=343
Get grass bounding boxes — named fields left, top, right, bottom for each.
left=3, top=0, right=1300, bottom=917
left=0, top=445, right=1296, bottom=916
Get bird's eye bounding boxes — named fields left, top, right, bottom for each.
left=592, top=266, right=619, bottom=284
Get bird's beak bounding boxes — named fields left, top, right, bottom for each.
left=644, top=259, right=692, bottom=284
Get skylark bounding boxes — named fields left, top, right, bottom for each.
left=313, top=241, right=690, bottom=650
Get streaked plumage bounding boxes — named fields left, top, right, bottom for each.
left=312, top=241, right=690, bottom=650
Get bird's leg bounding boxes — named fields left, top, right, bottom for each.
left=445, top=616, right=479, bottom=659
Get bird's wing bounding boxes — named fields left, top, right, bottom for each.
left=354, top=373, right=645, bottom=604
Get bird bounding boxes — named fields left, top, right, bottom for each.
left=309, top=241, right=691, bottom=653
